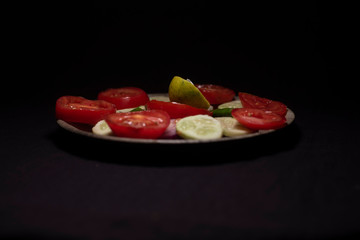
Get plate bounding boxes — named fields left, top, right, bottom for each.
left=57, top=94, right=295, bottom=144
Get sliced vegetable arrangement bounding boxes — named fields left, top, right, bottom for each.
left=56, top=76, right=291, bottom=140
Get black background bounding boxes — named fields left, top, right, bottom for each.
left=1, top=1, right=359, bottom=239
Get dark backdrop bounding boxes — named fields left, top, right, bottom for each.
left=11, top=1, right=355, bottom=110
left=2, top=1, right=359, bottom=239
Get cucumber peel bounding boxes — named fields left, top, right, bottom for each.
left=211, top=108, right=233, bottom=117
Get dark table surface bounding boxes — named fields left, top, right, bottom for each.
left=2, top=2, right=359, bottom=239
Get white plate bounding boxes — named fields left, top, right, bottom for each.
left=57, top=94, right=295, bottom=144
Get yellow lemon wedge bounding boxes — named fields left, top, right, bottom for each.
left=168, top=76, right=210, bottom=109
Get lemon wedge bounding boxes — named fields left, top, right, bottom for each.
left=168, top=76, right=210, bottom=109
left=176, top=115, right=222, bottom=140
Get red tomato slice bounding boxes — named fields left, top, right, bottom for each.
left=196, top=84, right=235, bottom=105
left=238, top=92, right=288, bottom=117
left=98, top=87, right=149, bottom=110
left=232, top=108, right=287, bottom=130
left=146, top=100, right=212, bottom=119
left=105, top=110, right=170, bottom=139
left=56, top=96, right=116, bottom=125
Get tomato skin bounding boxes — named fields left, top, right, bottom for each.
left=146, top=100, right=212, bottom=119
left=238, top=92, right=287, bottom=117
left=196, top=84, right=235, bottom=105
left=98, top=87, right=149, bottom=110
left=56, top=96, right=116, bottom=125
left=105, top=110, right=170, bottom=139
left=231, top=108, right=287, bottom=130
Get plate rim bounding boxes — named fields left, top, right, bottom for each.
left=56, top=93, right=295, bottom=144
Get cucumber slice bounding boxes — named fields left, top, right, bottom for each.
left=218, top=100, right=243, bottom=109
left=92, top=120, right=113, bottom=136
left=215, top=117, right=254, bottom=137
left=149, top=96, right=170, bottom=102
left=176, top=115, right=222, bottom=140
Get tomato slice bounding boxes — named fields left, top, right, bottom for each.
left=105, top=110, right=170, bottom=139
left=231, top=108, right=286, bottom=130
left=196, top=84, right=235, bottom=105
left=98, top=87, right=149, bottom=110
left=238, top=92, right=287, bottom=117
left=146, top=100, right=212, bottom=119
left=56, top=96, right=116, bottom=125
